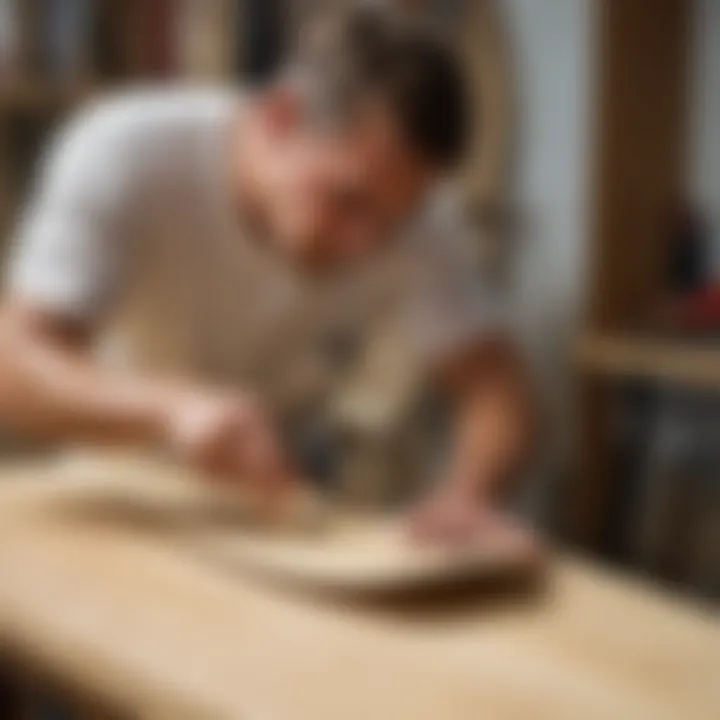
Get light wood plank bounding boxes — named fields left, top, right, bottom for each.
left=577, top=332, right=720, bottom=390
left=0, top=456, right=717, bottom=719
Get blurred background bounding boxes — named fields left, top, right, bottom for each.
left=0, top=0, right=718, bottom=603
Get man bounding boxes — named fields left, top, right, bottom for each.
left=0, top=7, right=531, bottom=542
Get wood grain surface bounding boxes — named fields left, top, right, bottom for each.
left=0, top=455, right=718, bottom=719
left=37, top=454, right=539, bottom=595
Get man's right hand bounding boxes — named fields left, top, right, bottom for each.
left=165, top=390, right=298, bottom=503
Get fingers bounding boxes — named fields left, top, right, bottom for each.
left=232, top=399, right=298, bottom=495
left=408, top=496, right=537, bottom=561
left=167, top=389, right=299, bottom=498
left=408, top=495, right=492, bottom=547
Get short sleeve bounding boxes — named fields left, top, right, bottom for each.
left=7, top=102, right=137, bottom=323
left=391, top=193, right=510, bottom=363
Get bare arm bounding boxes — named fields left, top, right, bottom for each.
left=0, top=299, right=296, bottom=496
left=0, top=299, right=177, bottom=446
left=409, top=336, right=536, bottom=541
left=438, top=337, right=534, bottom=502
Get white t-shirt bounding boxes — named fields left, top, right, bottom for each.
left=8, top=88, right=504, bottom=414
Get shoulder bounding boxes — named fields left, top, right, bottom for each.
left=54, top=86, right=241, bottom=167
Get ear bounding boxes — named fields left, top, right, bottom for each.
left=261, top=84, right=304, bottom=137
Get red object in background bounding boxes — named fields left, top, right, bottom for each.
left=675, top=285, right=720, bottom=330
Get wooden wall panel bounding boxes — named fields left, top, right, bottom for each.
left=572, top=0, right=692, bottom=548
left=587, top=0, right=691, bottom=333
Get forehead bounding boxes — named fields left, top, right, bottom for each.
left=315, top=105, right=433, bottom=187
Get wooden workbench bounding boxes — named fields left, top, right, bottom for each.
left=0, top=456, right=717, bottom=719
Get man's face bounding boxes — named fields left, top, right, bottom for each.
left=263, top=103, right=436, bottom=269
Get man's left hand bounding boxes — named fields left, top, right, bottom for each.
left=407, top=485, right=496, bottom=546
